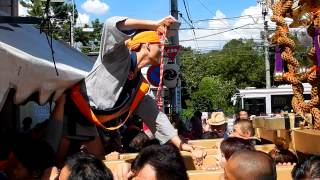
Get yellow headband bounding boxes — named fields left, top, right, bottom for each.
left=127, top=31, right=161, bottom=51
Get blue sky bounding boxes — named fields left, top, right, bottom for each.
left=72, top=0, right=268, bottom=50
left=19, top=0, right=267, bottom=50
left=75, top=0, right=258, bottom=23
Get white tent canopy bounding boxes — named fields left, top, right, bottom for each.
left=0, top=13, right=94, bottom=110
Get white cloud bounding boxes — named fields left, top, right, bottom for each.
left=18, top=1, right=29, bottom=16
left=76, top=13, right=90, bottom=27
left=81, top=0, right=109, bottom=15
left=179, top=4, right=275, bottom=51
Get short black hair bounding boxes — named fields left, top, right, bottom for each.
left=128, top=132, right=150, bottom=152
left=65, top=153, right=113, bottom=180
left=193, top=110, right=202, bottom=118
left=292, top=156, right=320, bottom=180
left=22, top=117, right=32, bottom=128
left=220, top=137, right=255, bottom=160
left=131, top=144, right=188, bottom=180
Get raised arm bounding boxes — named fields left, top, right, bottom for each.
left=116, top=15, right=177, bottom=34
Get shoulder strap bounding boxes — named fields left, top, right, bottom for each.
left=70, top=78, right=150, bottom=131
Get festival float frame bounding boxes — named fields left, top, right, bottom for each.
left=270, top=0, right=320, bottom=155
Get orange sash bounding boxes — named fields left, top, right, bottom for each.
left=70, top=78, right=150, bottom=131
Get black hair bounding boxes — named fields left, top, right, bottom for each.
left=292, top=156, right=320, bottom=180
left=128, top=132, right=150, bottom=152
left=268, top=137, right=297, bottom=164
left=12, top=137, right=55, bottom=178
left=193, top=111, right=202, bottom=118
left=22, top=117, right=32, bottom=130
left=131, top=144, right=188, bottom=180
left=65, top=153, right=113, bottom=180
left=220, top=137, right=255, bottom=160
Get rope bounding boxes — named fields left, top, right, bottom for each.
left=271, top=0, right=320, bottom=129
left=156, top=28, right=167, bottom=111
left=40, top=0, right=59, bottom=76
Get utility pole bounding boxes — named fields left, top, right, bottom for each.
left=170, top=0, right=179, bottom=53
left=11, top=0, right=18, bottom=16
left=260, top=0, right=271, bottom=88
left=170, top=0, right=182, bottom=113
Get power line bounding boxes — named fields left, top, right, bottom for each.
left=180, top=23, right=257, bottom=42
left=180, top=14, right=201, bottom=50
left=182, top=0, right=192, bottom=23
left=181, top=0, right=200, bottom=51
left=193, top=14, right=262, bottom=23
left=179, top=27, right=276, bottom=30
left=180, top=39, right=263, bottom=42
left=194, top=0, right=230, bottom=27
left=195, top=0, right=215, bottom=15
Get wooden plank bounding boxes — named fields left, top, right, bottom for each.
left=255, top=128, right=277, bottom=143
left=187, top=165, right=293, bottom=180
left=103, top=160, right=127, bottom=171
left=188, top=138, right=223, bottom=149
left=205, top=148, right=218, bottom=155
left=119, top=153, right=138, bottom=160
left=183, top=154, right=217, bottom=170
left=277, top=165, right=293, bottom=180
left=253, top=117, right=287, bottom=130
left=180, top=148, right=218, bottom=157
left=255, top=144, right=275, bottom=153
left=292, top=129, right=320, bottom=155
left=104, top=160, right=293, bottom=179
left=188, top=170, right=223, bottom=180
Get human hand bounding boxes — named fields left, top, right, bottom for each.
left=191, top=148, right=207, bottom=166
left=202, top=164, right=221, bottom=171
left=156, top=15, right=178, bottom=35
left=41, top=166, right=59, bottom=180
left=105, top=151, right=120, bottom=161
left=277, top=162, right=296, bottom=166
left=112, top=162, right=132, bottom=180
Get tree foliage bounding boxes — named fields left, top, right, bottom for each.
left=191, top=76, right=236, bottom=114
left=20, top=0, right=78, bottom=43
left=77, top=19, right=103, bottom=54
left=180, top=34, right=311, bottom=115
left=180, top=39, right=265, bottom=115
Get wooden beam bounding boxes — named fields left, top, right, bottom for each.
left=188, top=138, right=223, bottom=149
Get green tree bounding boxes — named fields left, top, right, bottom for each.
left=191, top=76, right=236, bottom=115
left=180, top=39, right=265, bottom=115
left=20, top=0, right=43, bottom=16
left=212, top=39, right=265, bottom=88
left=20, top=0, right=78, bottom=44
left=291, top=32, right=313, bottom=67
left=76, top=18, right=103, bottom=54
left=20, top=0, right=104, bottom=54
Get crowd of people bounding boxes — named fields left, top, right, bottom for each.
left=1, top=115, right=320, bottom=180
